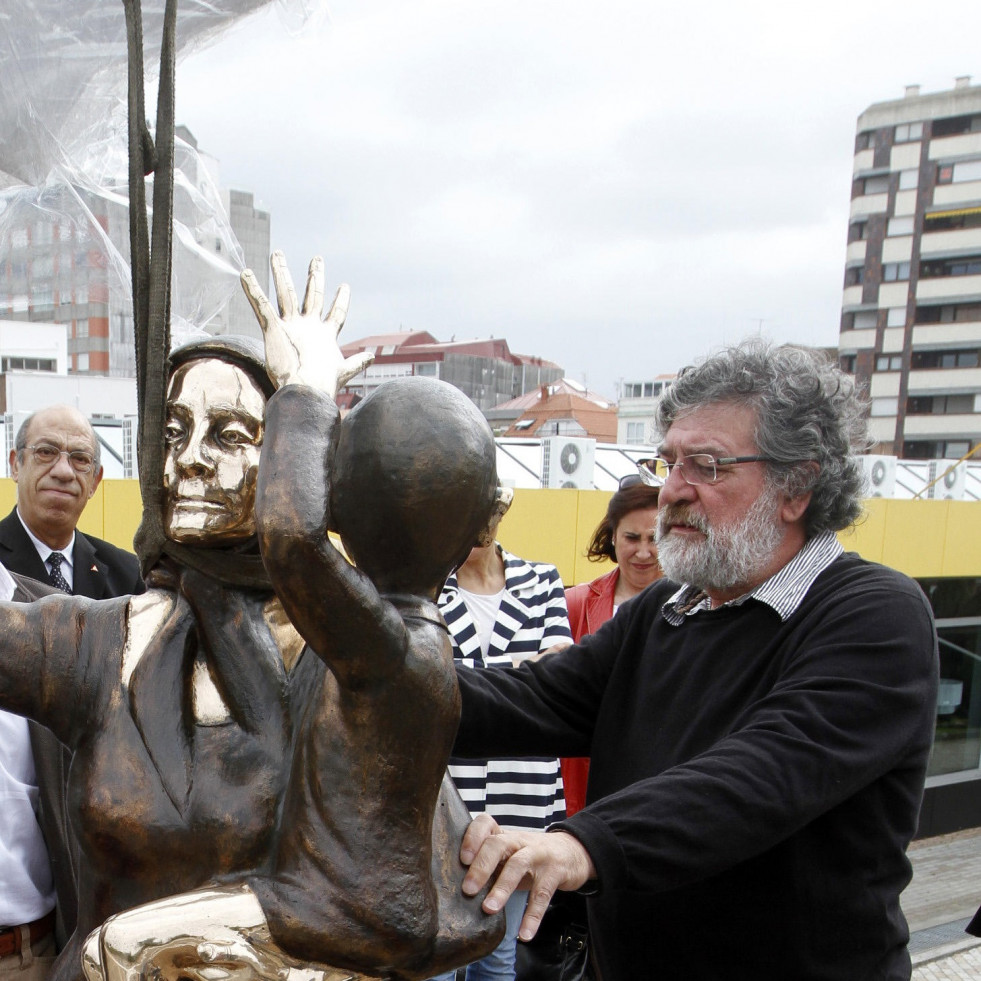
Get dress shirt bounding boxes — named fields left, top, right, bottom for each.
left=0, top=559, right=56, bottom=925
left=16, top=510, right=75, bottom=592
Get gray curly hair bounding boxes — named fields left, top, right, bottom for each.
left=654, top=339, right=870, bottom=536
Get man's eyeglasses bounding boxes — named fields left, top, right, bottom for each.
left=636, top=454, right=778, bottom=487
left=27, top=443, right=96, bottom=474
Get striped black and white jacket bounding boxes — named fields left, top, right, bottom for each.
left=439, top=544, right=573, bottom=832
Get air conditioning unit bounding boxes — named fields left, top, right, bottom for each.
left=541, top=436, right=596, bottom=489
left=928, top=459, right=967, bottom=500
left=857, top=455, right=897, bottom=498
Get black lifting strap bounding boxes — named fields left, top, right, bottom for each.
left=123, top=0, right=177, bottom=577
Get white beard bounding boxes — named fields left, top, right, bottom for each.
left=655, top=486, right=784, bottom=595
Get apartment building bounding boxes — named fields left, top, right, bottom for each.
left=339, top=331, right=563, bottom=412
left=841, top=77, right=981, bottom=460
left=0, top=127, right=267, bottom=375
left=615, top=375, right=675, bottom=445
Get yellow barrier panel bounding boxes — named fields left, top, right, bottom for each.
left=2, top=479, right=976, bottom=586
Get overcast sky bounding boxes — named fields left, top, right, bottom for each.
left=174, top=0, right=981, bottom=399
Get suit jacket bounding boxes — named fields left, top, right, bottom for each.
left=5, top=571, right=80, bottom=949
left=0, top=507, right=144, bottom=600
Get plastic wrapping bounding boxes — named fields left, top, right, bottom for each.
left=0, top=0, right=322, bottom=367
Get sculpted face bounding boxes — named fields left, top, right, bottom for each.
left=163, top=359, right=265, bottom=546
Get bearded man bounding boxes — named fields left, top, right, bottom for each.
left=449, top=339, right=938, bottom=981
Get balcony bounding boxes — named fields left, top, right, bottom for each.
left=902, top=414, right=981, bottom=438
left=934, top=182, right=981, bottom=208
left=853, top=148, right=875, bottom=172
left=917, top=274, right=981, bottom=302
left=921, top=228, right=981, bottom=257
left=929, top=132, right=981, bottom=160
left=913, top=321, right=981, bottom=347
left=907, top=366, right=981, bottom=394
left=851, top=193, right=889, bottom=217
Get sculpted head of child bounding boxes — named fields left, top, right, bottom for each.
left=331, top=376, right=501, bottom=597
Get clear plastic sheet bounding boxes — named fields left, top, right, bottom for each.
left=0, top=0, right=321, bottom=363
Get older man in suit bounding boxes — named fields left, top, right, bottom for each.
left=2, top=406, right=143, bottom=598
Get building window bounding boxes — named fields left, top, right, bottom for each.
left=937, top=159, right=981, bottom=186
left=1, top=357, right=56, bottom=372
left=911, top=348, right=981, bottom=369
left=907, top=394, right=976, bottom=415
left=863, top=174, right=891, bottom=195
left=870, top=397, right=899, bottom=416
left=855, top=131, right=873, bottom=152
left=414, top=362, right=437, bottom=377
left=852, top=310, right=877, bottom=329
left=848, top=220, right=869, bottom=242
left=887, top=216, right=914, bottom=237
left=933, top=113, right=981, bottom=138
left=943, top=441, right=972, bottom=457
left=875, top=354, right=903, bottom=371
left=898, top=169, right=919, bottom=190
left=915, top=302, right=981, bottom=324
left=894, top=122, right=924, bottom=143
left=925, top=209, right=981, bottom=232
left=887, top=307, right=907, bottom=327
left=882, top=262, right=910, bottom=282
left=625, top=421, right=646, bottom=444
left=840, top=355, right=857, bottom=374
left=845, top=267, right=865, bottom=287
left=920, top=255, right=981, bottom=279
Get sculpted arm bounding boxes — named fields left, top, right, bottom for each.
left=245, top=253, right=404, bottom=688
left=0, top=594, right=85, bottom=736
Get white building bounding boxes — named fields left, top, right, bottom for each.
left=0, top=319, right=137, bottom=478
left=615, top=376, right=675, bottom=445
left=841, top=77, right=981, bottom=462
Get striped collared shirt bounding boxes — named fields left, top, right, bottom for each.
left=662, top=530, right=843, bottom=626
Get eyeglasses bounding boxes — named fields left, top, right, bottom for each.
left=26, top=443, right=96, bottom=474
left=636, top=454, right=777, bottom=487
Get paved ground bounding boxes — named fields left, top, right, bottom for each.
left=903, top=826, right=981, bottom=978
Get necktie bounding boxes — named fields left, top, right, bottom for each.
left=48, top=552, right=71, bottom=593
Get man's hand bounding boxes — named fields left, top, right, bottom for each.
left=458, top=815, right=596, bottom=942
left=241, top=251, right=372, bottom=396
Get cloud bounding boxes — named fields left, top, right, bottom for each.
left=175, top=0, right=981, bottom=397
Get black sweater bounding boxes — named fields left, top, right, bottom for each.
left=455, top=552, right=938, bottom=980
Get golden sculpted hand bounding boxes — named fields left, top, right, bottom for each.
left=241, top=251, right=372, bottom=397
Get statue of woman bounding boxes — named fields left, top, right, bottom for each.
left=0, top=329, right=344, bottom=981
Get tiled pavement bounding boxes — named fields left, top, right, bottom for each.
left=903, top=827, right=981, bottom=979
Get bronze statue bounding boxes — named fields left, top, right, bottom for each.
left=82, top=254, right=506, bottom=981
left=0, top=333, right=316, bottom=981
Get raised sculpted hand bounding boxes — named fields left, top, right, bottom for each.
left=241, top=251, right=372, bottom=397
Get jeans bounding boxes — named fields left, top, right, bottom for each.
left=429, top=890, right=529, bottom=981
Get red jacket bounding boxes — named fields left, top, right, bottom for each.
left=565, top=567, right=619, bottom=643
left=561, top=568, right=620, bottom=814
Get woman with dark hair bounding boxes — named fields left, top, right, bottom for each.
left=561, top=475, right=660, bottom=815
